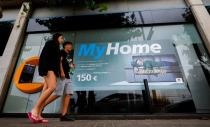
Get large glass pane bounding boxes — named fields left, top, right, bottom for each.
left=0, top=21, right=14, bottom=56
left=3, top=24, right=210, bottom=114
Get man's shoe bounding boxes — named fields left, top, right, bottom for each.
left=60, top=114, right=75, bottom=121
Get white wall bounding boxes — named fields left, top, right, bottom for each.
left=0, top=9, right=19, bottom=21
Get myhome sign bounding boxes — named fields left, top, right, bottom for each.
left=73, top=40, right=183, bottom=91
left=78, top=42, right=162, bottom=60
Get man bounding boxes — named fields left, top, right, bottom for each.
left=41, top=41, right=75, bottom=121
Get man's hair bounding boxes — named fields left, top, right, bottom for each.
left=63, top=41, right=73, bottom=48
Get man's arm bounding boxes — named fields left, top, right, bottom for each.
left=60, top=57, right=65, bottom=79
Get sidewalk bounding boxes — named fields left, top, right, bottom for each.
left=1, top=118, right=210, bottom=127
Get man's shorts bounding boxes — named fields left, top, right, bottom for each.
left=54, top=78, right=73, bottom=96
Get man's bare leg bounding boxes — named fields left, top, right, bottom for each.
left=62, top=94, right=71, bottom=116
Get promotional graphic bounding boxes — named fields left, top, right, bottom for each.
left=72, top=40, right=185, bottom=91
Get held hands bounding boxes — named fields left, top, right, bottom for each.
left=70, top=63, right=75, bottom=68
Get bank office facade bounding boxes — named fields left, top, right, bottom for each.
left=1, top=0, right=210, bottom=116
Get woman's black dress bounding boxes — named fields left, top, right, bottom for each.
left=38, top=40, right=60, bottom=77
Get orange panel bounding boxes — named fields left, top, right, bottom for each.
left=13, top=56, right=44, bottom=94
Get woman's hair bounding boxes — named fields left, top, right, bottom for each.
left=53, top=33, right=63, bottom=42
left=63, top=41, right=73, bottom=48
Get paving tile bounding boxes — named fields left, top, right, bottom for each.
left=0, top=119, right=210, bottom=127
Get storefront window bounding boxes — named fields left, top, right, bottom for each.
left=203, top=0, right=210, bottom=14
left=206, top=6, right=210, bottom=14
left=0, top=21, right=14, bottom=56
left=203, top=0, right=210, bottom=5
left=3, top=24, right=210, bottom=114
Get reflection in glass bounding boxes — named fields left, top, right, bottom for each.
left=19, top=65, right=36, bottom=83
left=3, top=24, right=210, bottom=114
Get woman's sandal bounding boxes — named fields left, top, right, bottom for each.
left=38, top=118, right=49, bottom=123
left=27, top=112, right=40, bottom=124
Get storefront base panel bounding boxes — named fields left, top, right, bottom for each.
left=1, top=113, right=210, bottom=120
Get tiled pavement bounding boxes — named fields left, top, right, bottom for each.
left=0, top=118, right=210, bottom=127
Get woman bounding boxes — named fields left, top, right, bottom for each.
left=27, top=33, right=64, bottom=123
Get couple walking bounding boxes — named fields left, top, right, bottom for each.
left=27, top=33, right=75, bottom=123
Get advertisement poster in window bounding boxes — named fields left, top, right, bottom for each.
left=72, top=40, right=186, bottom=91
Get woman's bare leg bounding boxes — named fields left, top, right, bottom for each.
left=38, top=81, right=48, bottom=119
left=38, top=95, right=60, bottom=119
left=31, top=71, right=57, bottom=119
